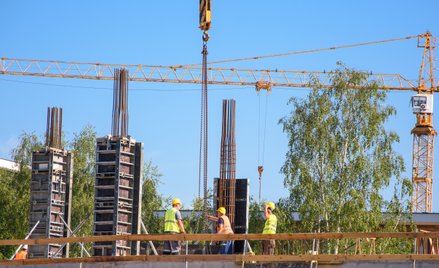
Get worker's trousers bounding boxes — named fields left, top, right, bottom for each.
left=219, top=240, right=234, bottom=254
left=163, top=232, right=181, bottom=255
left=262, top=240, right=275, bottom=255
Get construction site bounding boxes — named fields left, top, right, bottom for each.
left=1, top=1, right=439, bottom=267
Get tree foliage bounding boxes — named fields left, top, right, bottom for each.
left=68, top=125, right=96, bottom=256
left=279, top=63, right=412, bottom=253
left=184, top=191, right=214, bottom=235
left=0, top=132, right=42, bottom=258
left=141, top=160, right=165, bottom=234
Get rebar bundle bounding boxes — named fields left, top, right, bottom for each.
left=199, top=43, right=209, bottom=232
left=219, top=99, right=236, bottom=228
left=112, top=68, right=129, bottom=137
left=45, top=107, right=63, bottom=149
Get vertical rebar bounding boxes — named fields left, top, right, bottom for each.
left=59, top=108, right=63, bottom=148
left=232, top=100, right=237, bottom=227
left=201, top=43, right=209, bottom=232
left=53, top=107, right=58, bottom=148
left=112, top=68, right=129, bottom=138
left=45, top=107, right=63, bottom=149
left=45, top=107, right=50, bottom=147
left=112, top=69, right=118, bottom=136
left=219, top=99, right=236, bottom=228
left=50, top=107, right=55, bottom=147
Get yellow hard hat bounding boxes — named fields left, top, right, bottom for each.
left=172, top=198, right=181, bottom=205
left=267, top=202, right=275, bottom=211
left=217, top=207, right=226, bottom=214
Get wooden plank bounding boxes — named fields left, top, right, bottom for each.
left=2, top=254, right=439, bottom=266
left=0, top=254, right=237, bottom=266
left=1, top=232, right=438, bottom=246
left=238, top=254, right=439, bottom=262
left=238, top=254, right=343, bottom=263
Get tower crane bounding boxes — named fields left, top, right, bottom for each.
left=0, top=33, right=437, bottom=215
left=411, top=32, right=437, bottom=213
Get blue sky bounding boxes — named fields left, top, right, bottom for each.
left=1, top=1, right=438, bottom=212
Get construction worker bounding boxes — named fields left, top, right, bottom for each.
left=163, top=198, right=186, bottom=255
left=207, top=207, right=234, bottom=254
left=262, top=202, right=277, bottom=255
left=14, top=245, right=28, bottom=260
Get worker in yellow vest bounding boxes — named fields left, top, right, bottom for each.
left=262, top=202, right=277, bottom=255
left=163, top=198, right=186, bottom=255
left=207, top=207, right=234, bottom=254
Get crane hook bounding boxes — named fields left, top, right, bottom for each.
left=258, top=165, right=264, bottom=179
left=258, top=165, right=264, bottom=204
left=202, top=31, right=210, bottom=43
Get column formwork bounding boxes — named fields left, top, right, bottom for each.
left=92, top=136, right=143, bottom=256
left=28, top=148, right=73, bottom=259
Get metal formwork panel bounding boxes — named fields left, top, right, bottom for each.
left=28, top=149, right=73, bottom=259
left=233, top=179, right=249, bottom=253
left=92, top=136, right=142, bottom=257
left=213, top=178, right=249, bottom=253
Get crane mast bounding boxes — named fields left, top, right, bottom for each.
left=411, top=32, right=437, bottom=213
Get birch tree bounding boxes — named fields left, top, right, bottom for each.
left=280, top=63, right=411, bottom=253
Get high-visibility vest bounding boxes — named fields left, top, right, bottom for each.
left=262, top=214, right=277, bottom=234
left=218, top=215, right=234, bottom=234
left=15, top=250, right=27, bottom=260
left=164, top=207, right=180, bottom=233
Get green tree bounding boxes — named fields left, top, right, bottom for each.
left=279, top=63, right=411, bottom=254
left=141, top=160, right=165, bottom=234
left=0, top=132, right=42, bottom=259
left=68, top=125, right=96, bottom=256
left=247, top=200, right=264, bottom=253
left=184, top=193, right=213, bottom=235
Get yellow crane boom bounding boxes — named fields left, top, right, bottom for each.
left=0, top=57, right=418, bottom=91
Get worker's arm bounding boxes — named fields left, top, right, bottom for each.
left=207, top=215, right=219, bottom=221
left=175, top=210, right=186, bottom=233
left=177, top=219, right=186, bottom=234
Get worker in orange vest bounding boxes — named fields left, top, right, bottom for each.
left=14, top=245, right=28, bottom=260
left=207, top=207, right=234, bottom=254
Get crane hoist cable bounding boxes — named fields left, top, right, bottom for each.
left=257, top=88, right=270, bottom=204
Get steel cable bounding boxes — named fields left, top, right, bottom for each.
left=182, top=35, right=421, bottom=67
